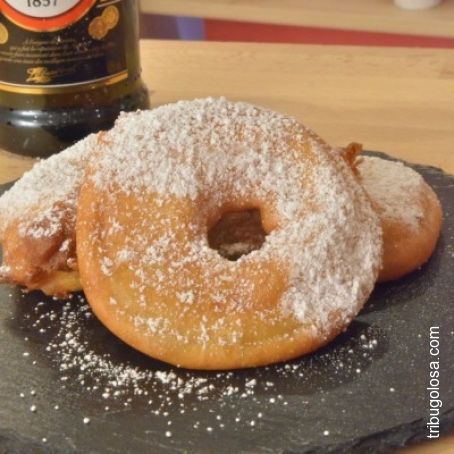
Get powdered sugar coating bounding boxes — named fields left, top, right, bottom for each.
left=79, top=98, right=382, bottom=365
left=358, top=156, right=425, bottom=229
left=0, top=134, right=96, bottom=240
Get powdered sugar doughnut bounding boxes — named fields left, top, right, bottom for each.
left=0, top=134, right=98, bottom=295
left=77, top=98, right=382, bottom=370
left=357, top=156, right=442, bottom=282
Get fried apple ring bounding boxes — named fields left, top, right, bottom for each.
left=357, top=156, right=442, bottom=282
left=77, top=98, right=382, bottom=370
left=0, top=134, right=98, bottom=296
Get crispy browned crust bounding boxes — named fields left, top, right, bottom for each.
left=0, top=203, right=82, bottom=296
left=0, top=133, right=105, bottom=296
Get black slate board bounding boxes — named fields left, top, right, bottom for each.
left=0, top=152, right=453, bottom=454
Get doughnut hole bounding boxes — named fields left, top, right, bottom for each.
left=206, top=198, right=279, bottom=261
left=208, top=209, right=266, bottom=260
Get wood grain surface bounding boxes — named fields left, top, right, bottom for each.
left=140, top=0, right=454, bottom=38
left=0, top=40, right=453, bottom=453
left=1, top=40, right=454, bottom=183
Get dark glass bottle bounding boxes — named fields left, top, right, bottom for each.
left=0, top=0, right=149, bottom=158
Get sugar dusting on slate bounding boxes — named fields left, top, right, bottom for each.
left=21, top=292, right=382, bottom=434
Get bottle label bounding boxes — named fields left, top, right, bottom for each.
left=0, top=0, right=128, bottom=92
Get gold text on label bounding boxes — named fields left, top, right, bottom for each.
left=26, top=66, right=75, bottom=84
left=0, top=70, right=128, bottom=94
left=26, top=67, right=52, bottom=84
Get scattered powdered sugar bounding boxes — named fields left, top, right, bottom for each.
left=21, top=293, right=383, bottom=426
left=0, top=133, right=97, bottom=240
left=80, top=97, right=382, bottom=352
left=357, top=156, right=426, bottom=229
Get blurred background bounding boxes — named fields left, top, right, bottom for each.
left=139, top=0, right=454, bottom=48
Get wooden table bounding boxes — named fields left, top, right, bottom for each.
left=140, top=0, right=454, bottom=38
left=0, top=40, right=453, bottom=452
left=2, top=40, right=454, bottom=183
